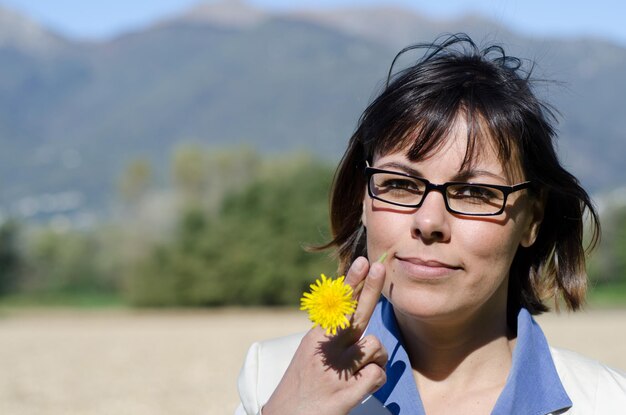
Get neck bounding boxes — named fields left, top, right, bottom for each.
left=394, top=295, right=515, bottom=389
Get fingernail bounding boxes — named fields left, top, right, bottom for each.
left=369, top=262, right=384, bottom=278
left=377, top=252, right=388, bottom=263
left=353, top=257, right=367, bottom=272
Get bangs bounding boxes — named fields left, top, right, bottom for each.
left=363, top=93, right=518, bottom=179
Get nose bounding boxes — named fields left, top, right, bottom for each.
left=411, top=189, right=451, bottom=243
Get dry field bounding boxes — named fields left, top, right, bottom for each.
left=0, top=307, right=624, bottom=415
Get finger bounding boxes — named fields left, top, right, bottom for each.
left=349, top=262, right=385, bottom=334
left=344, top=256, right=369, bottom=293
left=350, top=362, right=387, bottom=399
left=345, top=335, right=388, bottom=376
left=369, top=337, right=388, bottom=369
left=352, top=253, right=388, bottom=298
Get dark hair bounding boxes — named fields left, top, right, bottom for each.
left=324, top=34, right=600, bottom=316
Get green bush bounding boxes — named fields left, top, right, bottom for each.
left=0, top=220, right=22, bottom=296
left=588, top=205, right=626, bottom=287
left=22, top=228, right=120, bottom=297
left=125, top=156, right=338, bottom=306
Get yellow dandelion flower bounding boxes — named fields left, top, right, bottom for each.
left=300, top=274, right=357, bottom=336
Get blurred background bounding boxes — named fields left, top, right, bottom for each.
left=0, top=0, right=625, bottom=414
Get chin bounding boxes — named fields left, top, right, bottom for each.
left=385, top=286, right=460, bottom=321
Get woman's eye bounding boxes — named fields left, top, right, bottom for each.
left=381, top=179, right=420, bottom=192
left=451, top=185, right=499, bottom=201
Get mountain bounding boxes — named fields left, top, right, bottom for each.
left=0, top=2, right=625, bottom=222
left=0, top=5, right=69, bottom=53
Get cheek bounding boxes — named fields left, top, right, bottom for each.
left=363, top=203, right=410, bottom=256
left=457, top=220, right=524, bottom=277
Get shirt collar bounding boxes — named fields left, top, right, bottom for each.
left=364, top=297, right=572, bottom=415
left=492, top=307, right=572, bottom=414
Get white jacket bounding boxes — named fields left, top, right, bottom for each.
left=235, top=332, right=626, bottom=415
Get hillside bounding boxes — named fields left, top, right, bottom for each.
left=0, top=2, right=625, bottom=221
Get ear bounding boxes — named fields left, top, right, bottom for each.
left=520, top=192, right=545, bottom=248
left=361, top=196, right=368, bottom=228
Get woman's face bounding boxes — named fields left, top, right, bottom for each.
left=362, top=122, right=543, bottom=323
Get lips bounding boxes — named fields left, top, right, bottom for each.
left=394, top=254, right=462, bottom=280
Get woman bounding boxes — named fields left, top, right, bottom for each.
left=235, top=34, right=626, bottom=414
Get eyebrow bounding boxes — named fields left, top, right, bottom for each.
left=455, top=169, right=507, bottom=183
left=376, top=161, right=422, bottom=177
left=375, top=161, right=507, bottom=183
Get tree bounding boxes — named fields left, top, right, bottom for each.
left=171, top=144, right=208, bottom=204
left=118, top=158, right=153, bottom=205
left=588, top=204, right=626, bottom=285
left=171, top=143, right=261, bottom=212
left=0, top=220, right=22, bottom=296
left=125, top=154, right=337, bottom=306
left=25, top=227, right=116, bottom=295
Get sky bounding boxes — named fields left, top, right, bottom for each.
left=1, top=0, right=626, bottom=46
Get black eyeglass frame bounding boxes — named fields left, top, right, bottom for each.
left=364, top=167, right=532, bottom=216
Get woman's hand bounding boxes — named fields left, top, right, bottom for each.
left=262, top=257, right=387, bottom=415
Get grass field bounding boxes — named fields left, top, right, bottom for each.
left=0, top=307, right=624, bottom=415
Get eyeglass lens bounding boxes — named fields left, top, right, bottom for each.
left=369, top=172, right=506, bottom=214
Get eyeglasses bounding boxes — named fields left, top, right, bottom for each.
left=365, top=167, right=532, bottom=216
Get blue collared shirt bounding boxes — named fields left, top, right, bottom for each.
left=364, top=298, right=572, bottom=415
